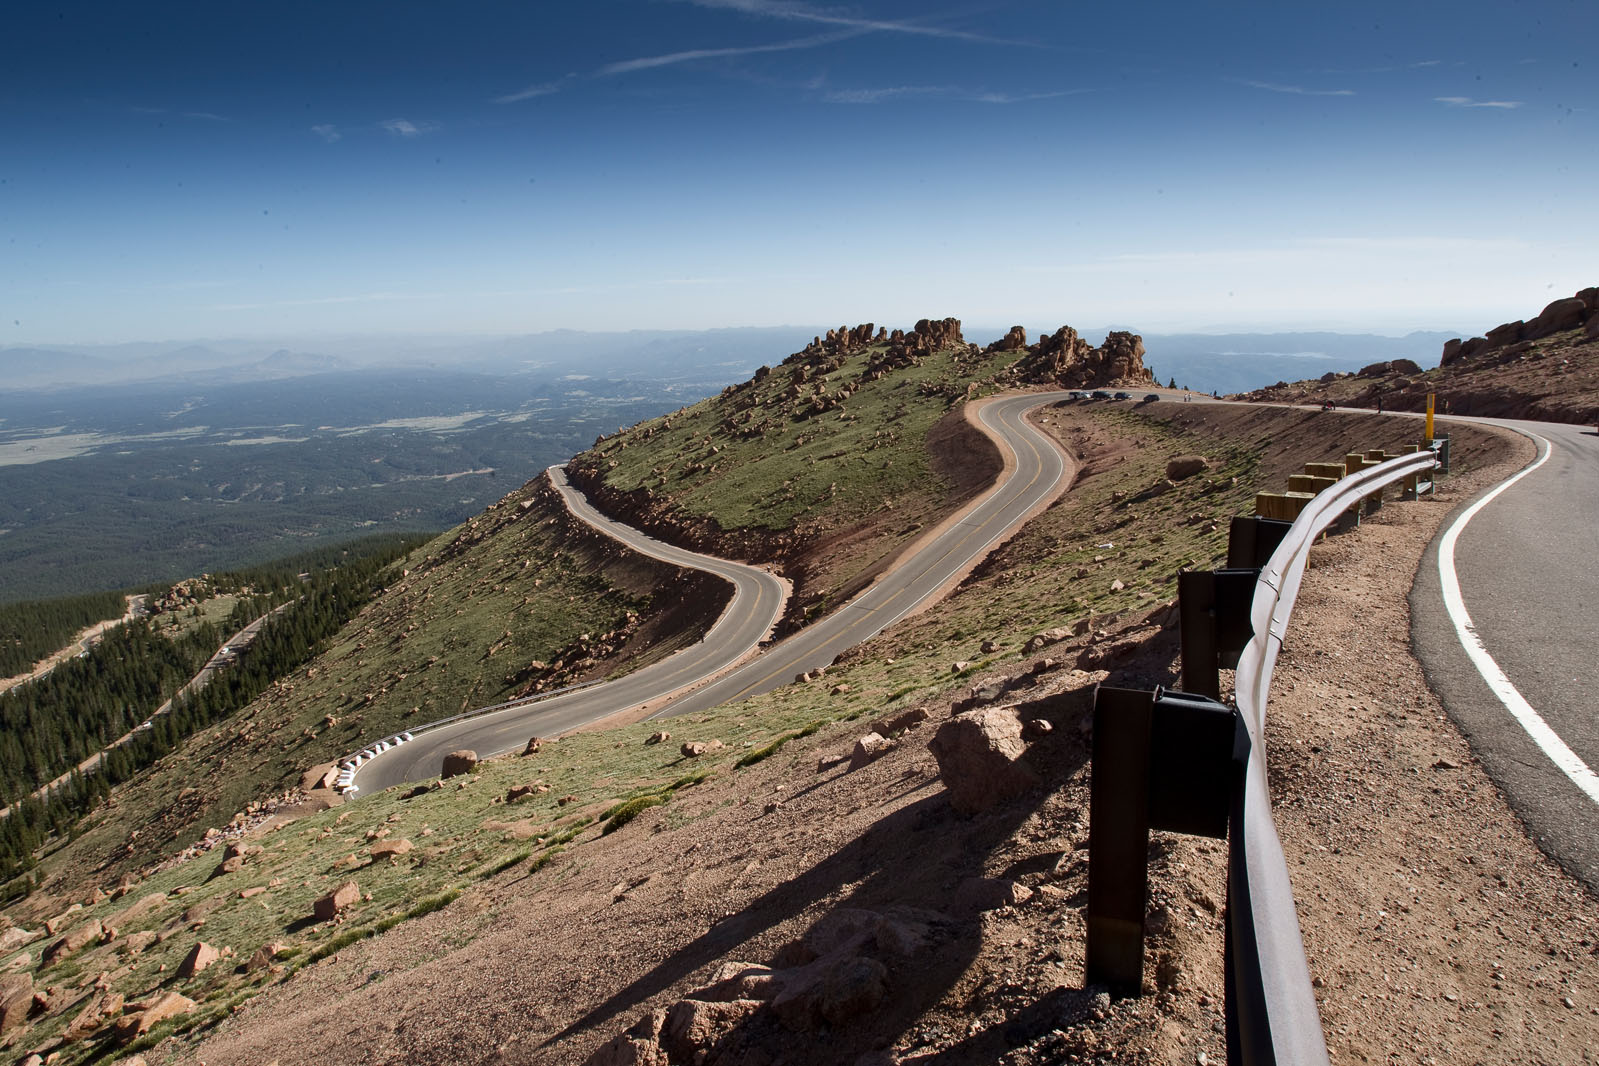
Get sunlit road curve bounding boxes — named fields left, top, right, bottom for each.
left=355, top=466, right=788, bottom=793
left=352, top=391, right=1075, bottom=793
left=653, top=392, right=1074, bottom=718
left=1410, top=416, right=1599, bottom=887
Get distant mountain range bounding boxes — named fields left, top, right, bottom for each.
left=1, top=325, right=1461, bottom=395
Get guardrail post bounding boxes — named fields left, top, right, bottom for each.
left=1178, top=569, right=1260, bottom=699
left=1226, top=516, right=1292, bottom=570
left=1088, top=687, right=1247, bottom=994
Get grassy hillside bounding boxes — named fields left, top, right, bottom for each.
left=568, top=325, right=1025, bottom=631
left=26, top=474, right=729, bottom=896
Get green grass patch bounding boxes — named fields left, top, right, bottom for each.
left=601, top=794, right=667, bottom=834
left=528, top=846, right=565, bottom=873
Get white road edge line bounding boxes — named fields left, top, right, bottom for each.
left=1436, top=430, right=1599, bottom=806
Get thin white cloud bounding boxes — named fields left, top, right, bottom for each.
left=182, top=111, right=229, bottom=121
left=1435, top=96, right=1522, bottom=109
left=1317, top=59, right=1442, bottom=74
left=1240, top=80, right=1355, bottom=97
left=600, top=31, right=855, bottom=75
left=824, top=85, right=947, bottom=104
left=494, top=78, right=568, bottom=104
left=682, top=0, right=1012, bottom=45
left=311, top=124, right=341, bottom=143
left=823, top=84, right=1092, bottom=105
left=379, top=118, right=441, bottom=137
left=972, top=88, right=1095, bottom=104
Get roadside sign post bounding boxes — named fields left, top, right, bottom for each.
left=1425, top=393, right=1435, bottom=444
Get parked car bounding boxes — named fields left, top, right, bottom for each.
left=1090, top=390, right=1112, bottom=399
left=1113, top=391, right=1131, bottom=400
left=1142, top=393, right=1160, bottom=403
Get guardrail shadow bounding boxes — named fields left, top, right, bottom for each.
left=545, top=690, right=1098, bottom=1062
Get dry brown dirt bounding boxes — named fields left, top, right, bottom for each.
left=164, top=406, right=1598, bottom=1066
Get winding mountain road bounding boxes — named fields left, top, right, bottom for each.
left=351, top=391, right=1074, bottom=794
left=1411, top=417, right=1599, bottom=886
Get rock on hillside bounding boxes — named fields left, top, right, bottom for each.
left=1231, top=285, right=1599, bottom=424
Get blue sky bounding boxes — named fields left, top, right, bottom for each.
left=3, top=0, right=1595, bottom=345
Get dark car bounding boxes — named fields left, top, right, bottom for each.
left=1113, top=391, right=1131, bottom=400
left=1090, top=390, right=1111, bottom=400
left=1142, top=393, right=1160, bottom=404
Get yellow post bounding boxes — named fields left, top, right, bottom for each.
left=1425, top=393, right=1435, bottom=444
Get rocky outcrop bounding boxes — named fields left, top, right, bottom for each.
left=1235, top=285, right=1598, bottom=425
left=1441, top=287, right=1599, bottom=366
left=1010, top=326, right=1154, bottom=388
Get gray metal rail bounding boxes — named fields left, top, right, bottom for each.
left=1228, top=447, right=1438, bottom=1065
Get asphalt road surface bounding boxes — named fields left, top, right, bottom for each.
left=351, top=391, right=1073, bottom=793
left=1410, top=417, right=1599, bottom=887
left=353, top=466, right=788, bottom=793
left=653, top=392, right=1072, bottom=718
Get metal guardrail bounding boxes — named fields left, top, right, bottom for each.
left=1088, top=445, right=1439, bottom=1066
left=332, top=678, right=604, bottom=793
left=1226, top=446, right=1437, bottom=1065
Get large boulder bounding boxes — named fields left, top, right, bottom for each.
left=1165, top=455, right=1209, bottom=480
left=41, top=920, right=103, bottom=967
left=927, top=708, right=1039, bottom=815
left=0, top=927, right=35, bottom=954
left=313, top=881, right=360, bottom=921
left=441, top=750, right=478, bottom=778
left=848, top=733, right=890, bottom=770
left=989, top=325, right=1028, bottom=352
left=62, top=989, right=123, bottom=1042
left=1525, top=297, right=1587, bottom=339
left=770, top=953, right=888, bottom=1031
left=0, top=972, right=33, bottom=1035
left=176, top=941, right=218, bottom=979
left=112, top=991, right=194, bottom=1043
left=1484, top=320, right=1524, bottom=348
left=584, top=1009, right=670, bottom=1066
left=370, top=839, right=414, bottom=862
left=661, top=998, right=763, bottom=1061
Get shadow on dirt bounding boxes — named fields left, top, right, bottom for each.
left=546, top=689, right=1099, bottom=1064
